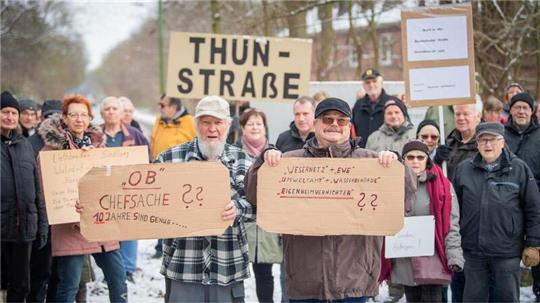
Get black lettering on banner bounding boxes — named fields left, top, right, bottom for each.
left=253, top=40, right=269, bottom=67
left=283, top=73, right=300, bottom=99
left=199, top=69, right=215, bottom=95
left=232, top=39, right=248, bottom=65
left=189, top=37, right=205, bottom=64
left=220, top=70, right=235, bottom=96
left=262, top=73, right=277, bottom=98
left=177, top=68, right=193, bottom=94
left=241, top=71, right=256, bottom=97
left=210, top=38, right=227, bottom=65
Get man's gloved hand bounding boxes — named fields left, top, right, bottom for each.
left=434, top=144, right=451, bottom=164
left=34, top=231, right=48, bottom=250
left=522, top=247, right=540, bottom=267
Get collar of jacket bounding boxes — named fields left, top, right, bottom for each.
left=186, top=137, right=237, bottom=168
left=303, top=136, right=355, bottom=158
left=1, top=131, right=23, bottom=145
left=471, top=147, right=513, bottom=174
left=38, top=113, right=105, bottom=150
left=379, top=121, right=414, bottom=137
left=506, top=116, right=539, bottom=135
left=358, top=89, right=389, bottom=110
left=447, top=128, right=477, bottom=148
left=289, top=121, right=314, bottom=141
left=160, top=107, right=187, bottom=124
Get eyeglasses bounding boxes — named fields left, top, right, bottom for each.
left=67, top=112, right=89, bottom=119
left=405, top=154, right=427, bottom=161
left=478, top=137, right=503, bottom=146
left=420, top=134, right=439, bottom=141
left=320, top=116, right=350, bottom=126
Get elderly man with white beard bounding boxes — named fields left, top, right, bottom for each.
left=155, top=96, right=254, bottom=303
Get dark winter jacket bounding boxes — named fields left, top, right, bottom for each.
left=453, top=148, right=540, bottom=257
left=505, top=117, right=540, bottom=188
left=245, top=137, right=417, bottom=300
left=275, top=122, right=314, bottom=153
left=445, top=128, right=478, bottom=181
left=352, top=89, right=400, bottom=148
left=1, top=131, right=48, bottom=242
left=28, top=123, right=45, bottom=158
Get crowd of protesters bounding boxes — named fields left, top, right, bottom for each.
left=1, top=66, right=540, bottom=303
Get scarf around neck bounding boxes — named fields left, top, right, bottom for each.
left=242, top=133, right=266, bottom=157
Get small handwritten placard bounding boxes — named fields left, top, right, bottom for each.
left=257, top=158, right=405, bottom=236
left=39, top=146, right=149, bottom=225
left=384, top=215, right=435, bottom=258
left=78, top=162, right=232, bottom=241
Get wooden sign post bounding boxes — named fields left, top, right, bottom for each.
left=256, top=158, right=405, bottom=236
left=78, top=162, right=232, bottom=241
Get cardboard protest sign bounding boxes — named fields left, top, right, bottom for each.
left=401, top=4, right=476, bottom=107
left=385, top=216, right=435, bottom=258
left=257, top=158, right=404, bottom=236
left=78, top=162, right=232, bottom=241
left=39, top=146, right=148, bottom=225
left=166, top=32, right=312, bottom=102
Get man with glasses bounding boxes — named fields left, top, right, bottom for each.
left=245, top=98, right=416, bottom=302
left=453, top=122, right=540, bottom=302
left=504, top=92, right=540, bottom=301
left=150, top=95, right=197, bottom=258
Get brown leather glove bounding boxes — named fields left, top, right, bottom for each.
left=522, top=247, right=540, bottom=267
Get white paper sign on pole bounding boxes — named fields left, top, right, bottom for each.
left=407, top=16, right=468, bottom=61
left=385, top=215, right=435, bottom=258
left=409, top=66, right=470, bottom=101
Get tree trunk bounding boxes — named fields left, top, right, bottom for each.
left=348, top=1, right=363, bottom=78
left=210, top=0, right=220, bottom=33
left=284, top=1, right=308, bottom=38
left=318, top=2, right=334, bottom=80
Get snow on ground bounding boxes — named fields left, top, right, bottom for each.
left=87, top=240, right=537, bottom=302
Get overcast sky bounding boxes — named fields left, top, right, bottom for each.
left=68, top=0, right=156, bottom=71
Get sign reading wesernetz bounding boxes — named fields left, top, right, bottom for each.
left=166, top=32, right=312, bottom=102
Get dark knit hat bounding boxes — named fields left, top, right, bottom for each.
left=510, top=92, right=535, bottom=111
left=384, top=100, right=408, bottom=117
left=402, top=140, right=430, bottom=158
left=315, top=97, right=351, bottom=119
left=416, top=119, right=440, bottom=136
left=42, top=99, right=63, bottom=118
left=1, top=91, right=20, bottom=112
left=20, top=99, right=38, bottom=112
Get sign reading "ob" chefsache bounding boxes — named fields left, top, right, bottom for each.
left=166, top=32, right=312, bottom=102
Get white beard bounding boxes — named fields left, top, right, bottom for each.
left=198, top=139, right=225, bottom=160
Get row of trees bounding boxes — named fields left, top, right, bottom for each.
left=3, top=1, right=538, bottom=105
left=1, top=1, right=87, bottom=101
left=95, top=0, right=540, bottom=107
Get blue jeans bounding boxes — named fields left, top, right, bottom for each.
left=55, top=250, right=127, bottom=303
left=120, top=240, right=138, bottom=273
left=290, top=297, right=366, bottom=303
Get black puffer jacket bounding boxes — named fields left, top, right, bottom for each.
left=1, top=131, right=48, bottom=242
left=453, top=148, right=540, bottom=257
left=352, top=89, right=400, bottom=148
left=275, top=121, right=314, bottom=153
left=445, top=128, right=478, bottom=182
left=505, top=117, right=540, bottom=188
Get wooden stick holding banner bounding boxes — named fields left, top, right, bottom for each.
left=39, top=146, right=149, bottom=225
left=78, top=162, right=232, bottom=242
left=256, top=158, right=405, bottom=236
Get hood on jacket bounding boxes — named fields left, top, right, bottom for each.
left=38, top=113, right=105, bottom=150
